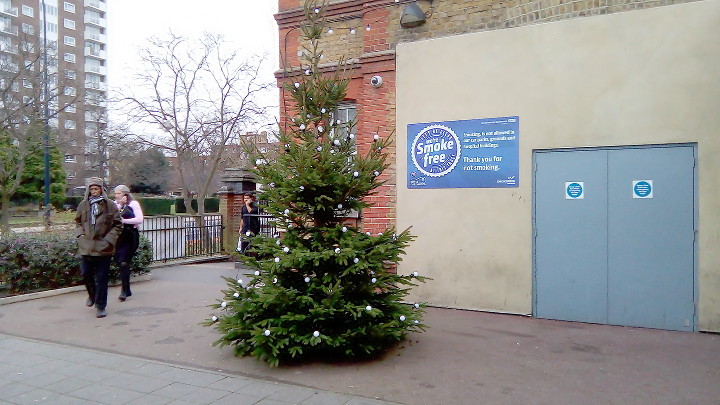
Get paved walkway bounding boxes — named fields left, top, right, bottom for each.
left=1, top=262, right=719, bottom=404
left=0, top=334, right=395, bottom=405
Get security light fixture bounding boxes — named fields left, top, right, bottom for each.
left=400, top=2, right=426, bottom=28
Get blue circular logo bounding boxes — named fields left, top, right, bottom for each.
left=567, top=182, right=583, bottom=198
left=634, top=181, right=652, bottom=197
left=411, top=125, right=461, bottom=177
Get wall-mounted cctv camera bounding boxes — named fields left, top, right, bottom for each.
left=370, top=75, right=383, bottom=88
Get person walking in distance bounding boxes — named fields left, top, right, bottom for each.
left=75, top=178, right=122, bottom=318
left=113, top=185, right=144, bottom=301
left=238, top=193, right=260, bottom=255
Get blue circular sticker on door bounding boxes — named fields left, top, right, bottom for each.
left=633, top=180, right=653, bottom=198
left=566, top=182, right=583, bottom=199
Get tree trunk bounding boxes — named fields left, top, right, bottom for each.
left=0, top=188, right=11, bottom=235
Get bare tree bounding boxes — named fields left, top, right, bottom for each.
left=0, top=34, right=77, bottom=233
left=120, top=32, right=272, bottom=215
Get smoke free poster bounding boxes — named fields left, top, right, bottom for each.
left=407, top=116, right=519, bottom=188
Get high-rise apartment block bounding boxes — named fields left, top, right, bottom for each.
left=0, top=0, right=107, bottom=192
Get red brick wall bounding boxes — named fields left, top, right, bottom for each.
left=219, top=192, right=247, bottom=253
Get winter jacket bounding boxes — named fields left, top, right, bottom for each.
left=75, top=196, right=122, bottom=257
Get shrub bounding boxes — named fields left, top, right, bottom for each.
left=135, top=198, right=175, bottom=215
left=0, top=232, right=152, bottom=295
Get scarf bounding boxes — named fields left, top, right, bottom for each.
left=89, top=196, right=104, bottom=225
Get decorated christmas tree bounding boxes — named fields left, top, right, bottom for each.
left=205, top=0, right=427, bottom=367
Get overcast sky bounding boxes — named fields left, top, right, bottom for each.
left=106, top=0, right=280, bottom=127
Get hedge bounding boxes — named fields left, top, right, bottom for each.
left=136, top=198, right=175, bottom=215
left=175, top=198, right=220, bottom=213
left=0, top=232, right=152, bottom=296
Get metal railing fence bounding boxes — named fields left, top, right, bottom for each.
left=140, top=214, right=223, bottom=262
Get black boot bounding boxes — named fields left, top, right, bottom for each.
left=118, top=262, right=132, bottom=301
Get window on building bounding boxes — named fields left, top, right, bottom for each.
left=21, top=23, right=34, bottom=35
left=63, top=53, right=75, bottom=63
left=64, top=86, right=76, bottom=96
left=64, top=119, right=75, bottom=129
left=64, top=154, right=76, bottom=163
left=63, top=36, right=75, bottom=46
left=63, top=19, right=75, bottom=30
left=22, top=5, right=34, bottom=17
left=22, top=78, right=32, bottom=88
left=22, top=96, right=33, bottom=105
left=63, top=2, right=75, bottom=13
left=64, top=69, right=76, bottom=80
left=45, top=22, right=58, bottom=34
left=332, top=102, right=357, bottom=150
left=66, top=170, right=76, bottom=180
left=45, top=5, right=58, bottom=16
left=21, top=41, right=34, bottom=53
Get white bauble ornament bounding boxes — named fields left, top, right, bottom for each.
left=237, top=279, right=244, bottom=285
left=233, top=292, right=239, bottom=298
left=342, top=226, right=348, bottom=232
left=299, top=186, right=305, bottom=191
left=255, top=159, right=262, bottom=165
left=378, top=232, right=383, bottom=236
left=371, top=278, right=377, bottom=283
left=284, top=209, right=290, bottom=215
left=337, top=203, right=343, bottom=209
left=321, top=108, right=326, bottom=113
left=305, top=69, right=311, bottom=75
left=313, top=331, right=320, bottom=337
left=283, top=247, right=290, bottom=253
left=366, top=232, right=371, bottom=236
left=414, top=320, right=419, bottom=324
left=246, top=231, right=251, bottom=236
left=400, top=315, right=406, bottom=321
left=318, top=126, right=324, bottom=133
left=306, top=114, right=311, bottom=118
left=211, top=316, right=218, bottom=322
left=269, top=182, right=275, bottom=187
left=365, top=305, right=372, bottom=311
left=317, top=146, right=322, bottom=152
left=413, top=271, right=419, bottom=277
left=273, top=277, right=278, bottom=283
left=299, top=124, right=306, bottom=130
left=221, top=301, right=227, bottom=308
left=264, top=329, right=271, bottom=336
left=254, top=271, right=260, bottom=276
left=274, top=257, right=280, bottom=263
left=276, top=239, right=281, bottom=245
left=334, top=139, right=340, bottom=146
left=314, top=7, right=319, bottom=13
left=353, top=171, right=359, bottom=177
left=294, top=82, right=300, bottom=88
left=349, top=133, right=355, bottom=139
left=304, top=277, right=311, bottom=283
left=414, top=303, right=420, bottom=308
left=374, top=171, right=380, bottom=177
left=373, top=134, right=379, bottom=140
left=354, top=258, right=359, bottom=263
left=334, top=248, right=340, bottom=254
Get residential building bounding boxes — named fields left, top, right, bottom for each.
left=0, top=0, right=108, bottom=191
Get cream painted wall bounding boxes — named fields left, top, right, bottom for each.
left=396, top=1, right=720, bottom=331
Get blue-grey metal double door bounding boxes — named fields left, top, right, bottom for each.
left=533, top=145, right=696, bottom=331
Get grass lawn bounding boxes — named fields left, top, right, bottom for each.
left=9, top=211, right=76, bottom=227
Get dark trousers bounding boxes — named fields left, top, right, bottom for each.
left=80, top=256, right=111, bottom=310
left=115, top=227, right=139, bottom=295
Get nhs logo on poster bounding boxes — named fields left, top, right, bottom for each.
left=408, top=116, right=519, bottom=189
